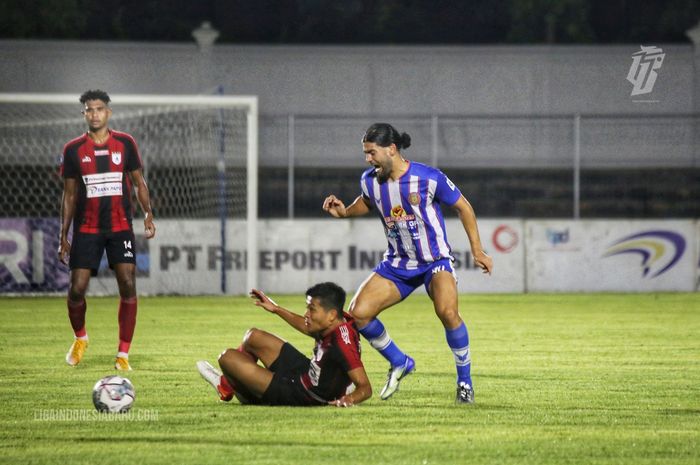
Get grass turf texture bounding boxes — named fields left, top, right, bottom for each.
left=0, top=293, right=698, bottom=465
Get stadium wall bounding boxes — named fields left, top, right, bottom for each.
left=0, top=41, right=692, bottom=116
left=0, top=40, right=696, bottom=170
left=1, top=219, right=697, bottom=294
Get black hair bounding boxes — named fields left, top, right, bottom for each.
left=306, top=282, right=346, bottom=318
left=79, top=89, right=111, bottom=106
left=362, top=123, right=411, bottom=151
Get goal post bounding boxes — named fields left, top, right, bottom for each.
left=0, top=93, right=258, bottom=294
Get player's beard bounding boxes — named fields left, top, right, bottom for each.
left=375, top=159, right=392, bottom=183
left=88, top=121, right=107, bottom=133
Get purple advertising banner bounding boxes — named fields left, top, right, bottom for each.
left=0, top=218, right=68, bottom=292
left=0, top=219, right=151, bottom=293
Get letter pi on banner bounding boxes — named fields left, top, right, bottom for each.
left=0, top=219, right=68, bottom=292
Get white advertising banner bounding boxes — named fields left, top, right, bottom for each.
left=69, top=219, right=700, bottom=295
left=8, top=218, right=700, bottom=295
left=525, top=220, right=697, bottom=292
left=92, top=219, right=524, bottom=295
left=445, top=219, right=524, bottom=293
left=257, top=218, right=525, bottom=294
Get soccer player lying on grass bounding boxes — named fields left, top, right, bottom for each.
left=197, top=282, right=372, bottom=407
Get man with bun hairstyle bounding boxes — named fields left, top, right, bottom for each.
left=323, top=123, right=492, bottom=404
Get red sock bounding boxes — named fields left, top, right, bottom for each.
left=219, top=375, right=235, bottom=398
left=237, top=344, right=258, bottom=364
left=67, top=298, right=87, bottom=338
left=118, top=297, right=137, bottom=354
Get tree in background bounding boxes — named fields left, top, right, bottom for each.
left=0, top=0, right=698, bottom=44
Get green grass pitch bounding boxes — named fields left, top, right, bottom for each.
left=0, top=293, right=698, bottom=465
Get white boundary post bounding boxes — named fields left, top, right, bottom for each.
left=573, top=114, right=581, bottom=219
left=287, top=114, right=295, bottom=219
left=246, top=98, right=259, bottom=291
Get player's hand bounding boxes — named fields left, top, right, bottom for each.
left=144, top=213, right=156, bottom=239
left=473, top=251, right=493, bottom=275
left=329, top=395, right=354, bottom=408
left=322, top=195, right=347, bottom=218
left=249, top=288, right=278, bottom=313
left=57, top=237, right=71, bottom=265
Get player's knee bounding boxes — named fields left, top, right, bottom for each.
left=117, top=277, right=136, bottom=297
left=348, top=301, right=372, bottom=326
left=436, top=307, right=461, bottom=327
left=68, top=284, right=87, bottom=301
left=241, top=327, right=261, bottom=350
left=218, top=348, right=237, bottom=368
left=243, top=327, right=259, bottom=341
left=351, top=314, right=371, bottom=329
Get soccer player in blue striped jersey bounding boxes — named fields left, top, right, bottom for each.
left=323, top=123, right=493, bottom=404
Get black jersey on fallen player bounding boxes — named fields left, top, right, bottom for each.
left=300, top=319, right=364, bottom=402
left=60, top=130, right=143, bottom=234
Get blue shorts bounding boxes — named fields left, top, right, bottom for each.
left=373, top=258, right=457, bottom=300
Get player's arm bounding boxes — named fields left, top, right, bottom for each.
left=329, top=366, right=372, bottom=407
left=249, top=289, right=310, bottom=336
left=322, top=194, right=370, bottom=218
left=451, top=195, right=493, bottom=275
left=128, top=169, right=156, bottom=239
left=58, top=178, right=78, bottom=265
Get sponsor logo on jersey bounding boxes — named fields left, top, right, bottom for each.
left=339, top=325, right=351, bottom=345
left=386, top=205, right=416, bottom=225
left=408, top=192, right=421, bottom=206
left=83, top=172, right=122, bottom=185
left=391, top=205, right=406, bottom=218
left=446, top=177, right=456, bottom=191
left=94, top=150, right=109, bottom=156
left=81, top=155, right=91, bottom=163
left=308, top=344, right=324, bottom=386
left=111, top=151, right=122, bottom=165
left=82, top=172, right=123, bottom=198
left=87, top=183, right=123, bottom=198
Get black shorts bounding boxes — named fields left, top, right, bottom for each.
left=69, top=230, right=136, bottom=276
left=260, top=343, right=325, bottom=407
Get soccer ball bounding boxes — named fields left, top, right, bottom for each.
left=92, top=375, right=135, bottom=413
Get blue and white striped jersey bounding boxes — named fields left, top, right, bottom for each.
left=360, top=161, right=462, bottom=270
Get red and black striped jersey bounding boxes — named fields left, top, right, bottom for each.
left=60, top=130, right=143, bottom=234
left=300, top=319, right=364, bottom=403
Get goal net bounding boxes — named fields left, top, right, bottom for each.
left=0, top=93, right=258, bottom=295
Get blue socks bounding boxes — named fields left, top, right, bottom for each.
left=358, top=318, right=407, bottom=368
left=445, top=322, right=472, bottom=386
left=360, top=318, right=472, bottom=386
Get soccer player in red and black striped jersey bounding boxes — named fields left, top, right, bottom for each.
left=197, top=282, right=373, bottom=407
left=58, top=89, right=156, bottom=371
